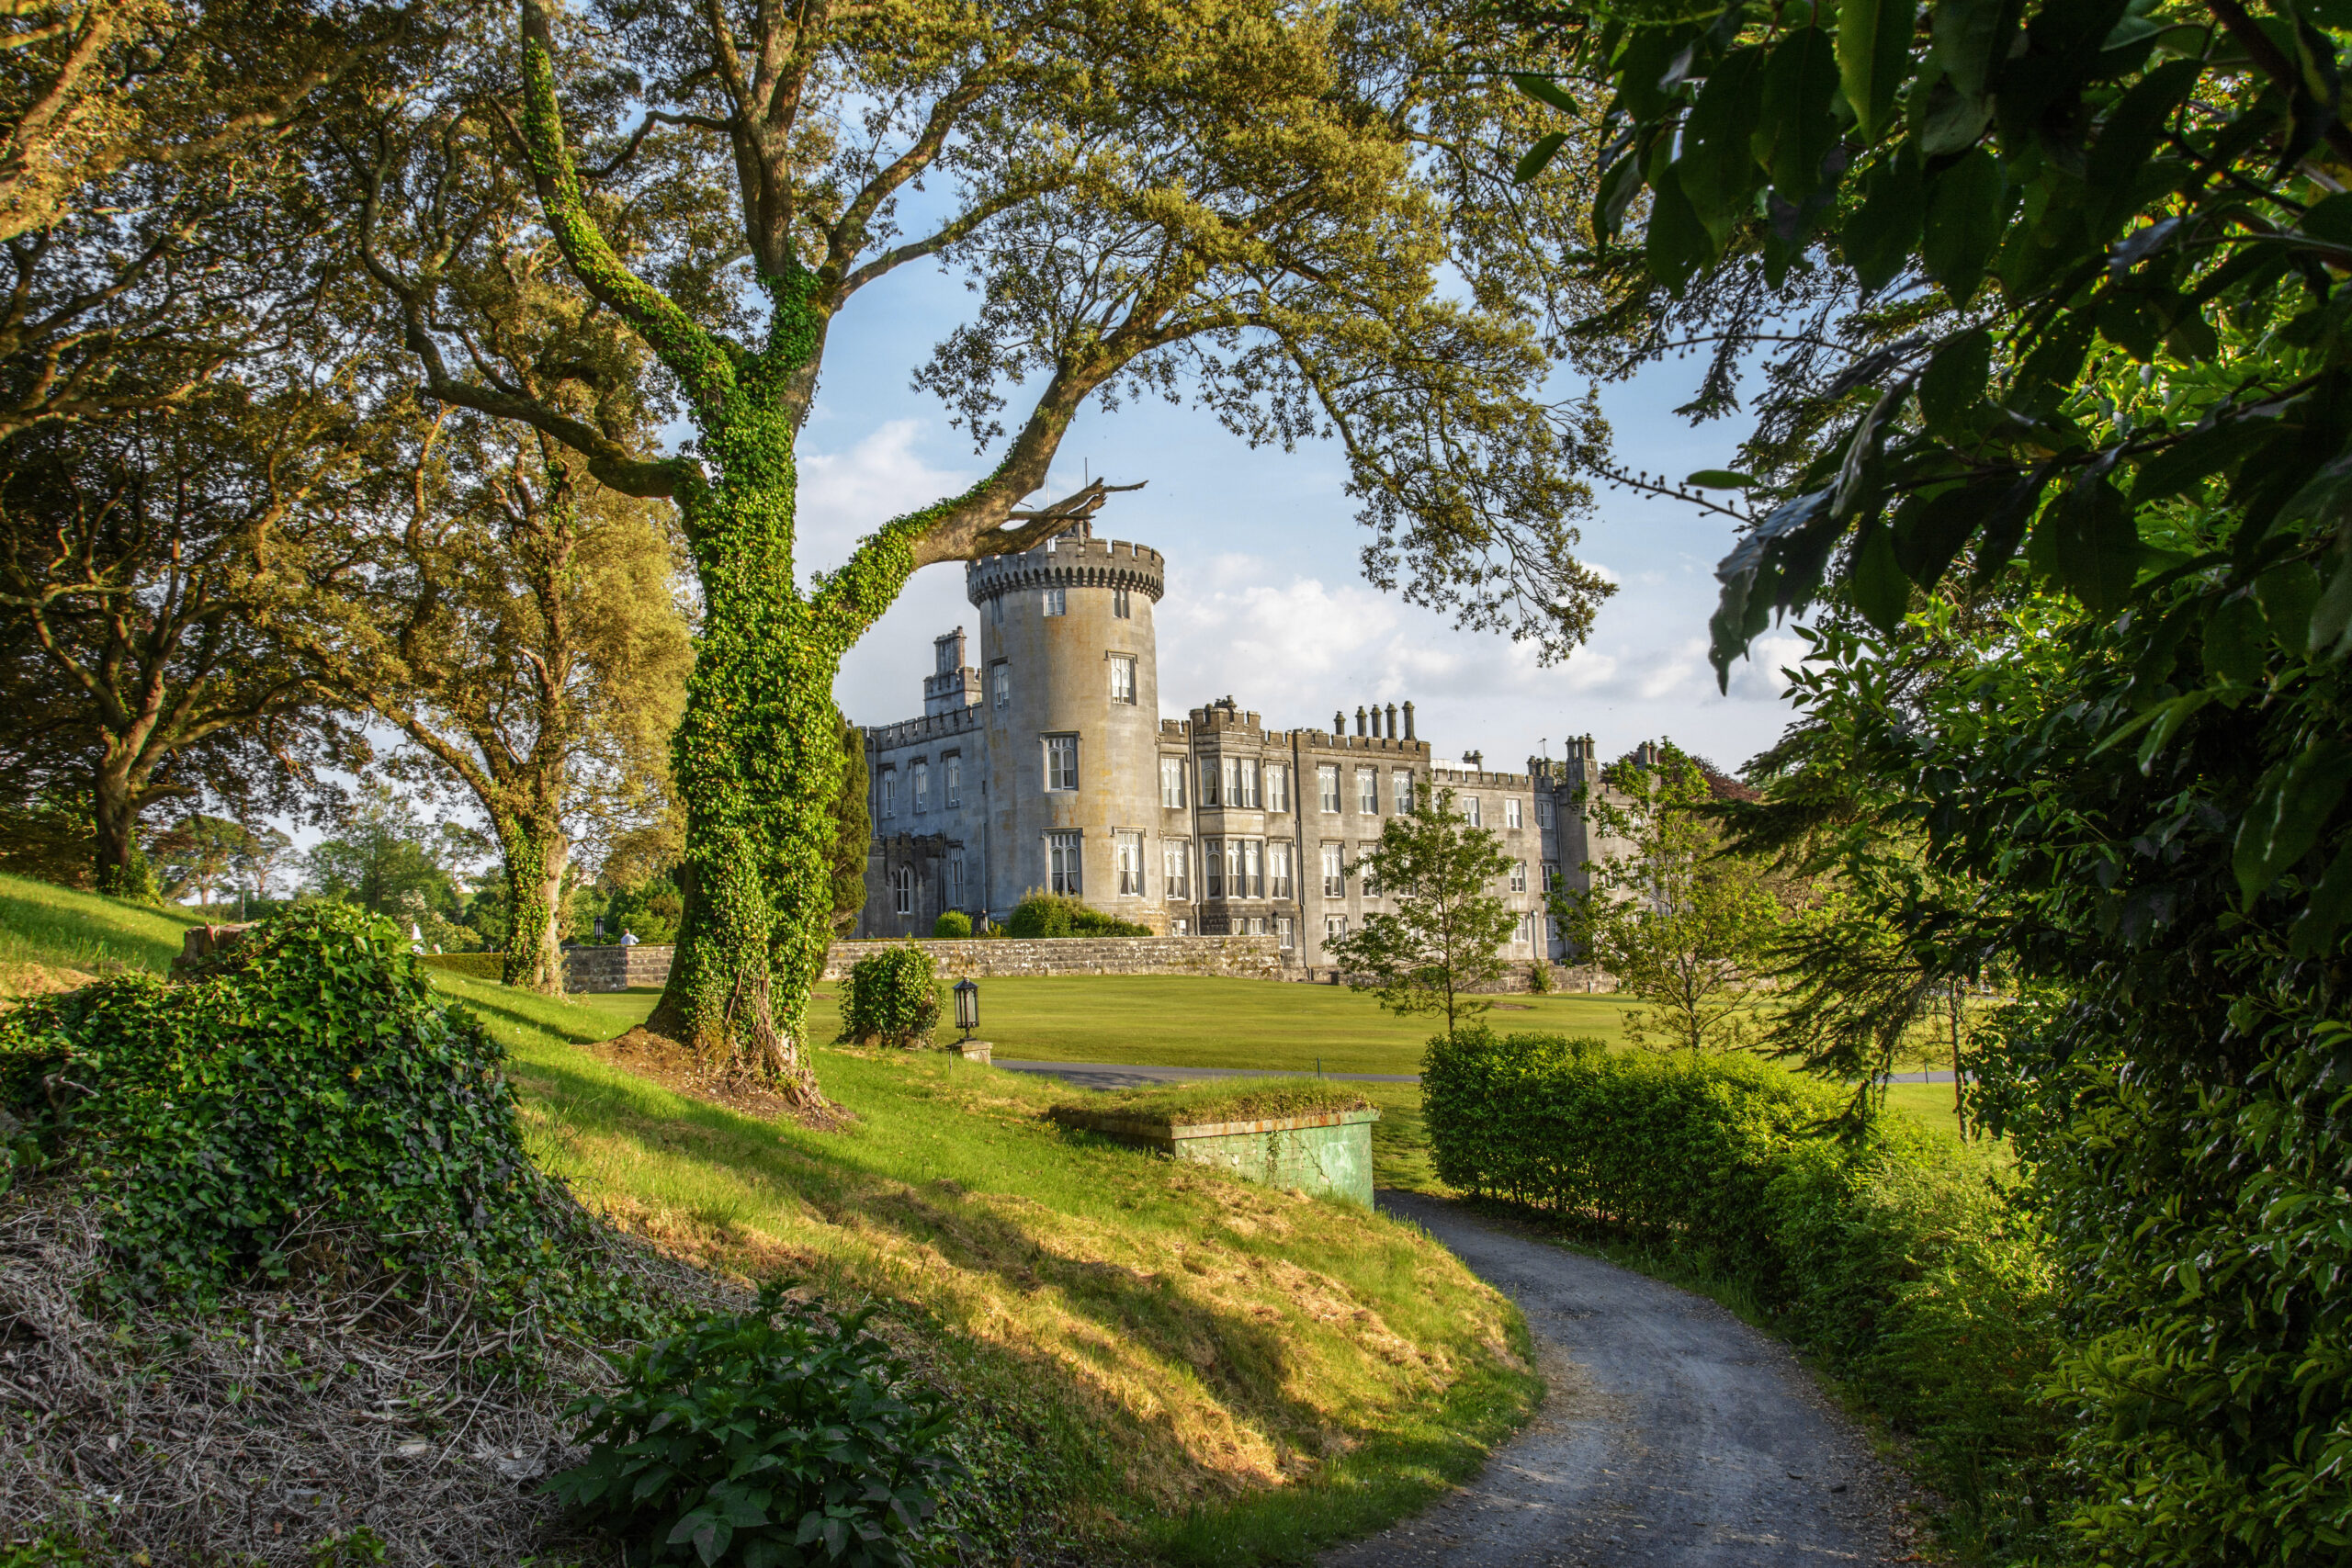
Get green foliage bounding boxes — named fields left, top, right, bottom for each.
left=1054, top=1077, right=1374, bottom=1129
left=1326, top=788, right=1518, bottom=1037
left=1001, top=893, right=1148, bottom=939
left=1510, top=6, right=2352, bottom=1554
left=929, top=911, right=971, bottom=939
left=1525, top=959, right=1552, bottom=995
left=0, top=903, right=625, bottom=1318
left=544, top=1282, right=960, bottom=1568
left=837, top=947, right=940, bottom=1049
left=1425, top=1028, right=2057, bottom=1552
left=831, top=715, right=870, bottom=938
left=1554, top=743, right=1781, bottom=1052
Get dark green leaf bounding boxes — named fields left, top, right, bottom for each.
left=1971, top=469, right=2052, bottom=586
left=1917, top=74, right=1992, bottom=155
left=1849, top=517, right=1912, bottom=631
left=1645, top=161, right=1715, bottom=290
left=2289, top=841, right=2352, bottom=957
left=2234, top=737, right=2352, bottom=905
left=2256, top=560, right=2323, bottom=651
left=2202, top=593, right=2269, bottom=689
left=1838, top=0, right=1915, bottom=141
left=1891, top=481, right=1993, bottom=587
left=2086, top=59, right=2204, bottom=237
left=2009, top=310, right=2096, bottom=418
left=2311, top=543, right=2352, bottom=660
left=2029, top=472, right=2143, bottom=612
left=1756, top=28, right=1840, bottom=200
left=1515, top=131, right=1569, bottom=185
left=1930, top=0, right=2011, bottom=101
left=1921, top=148, right=2008, bottom=308
left=1512, top=73, right=1582, bottom=116
left=1917, top=328, right=1991, bottom=444
left=1679, top=47, right=1769, bottom=235
left=1593, top=152, right=1645, bottom=244
left=2131, top=418, right=2280, bottom=506
left=1844, top=151, right=1924, bottom=292
left=1686, top=468, right=1758, bottom=488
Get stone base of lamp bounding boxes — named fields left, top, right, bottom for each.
left=951, top=1039, right=992, bottom=1065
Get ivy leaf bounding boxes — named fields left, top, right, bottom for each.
left=1849, top=517, right=1912, bottom=632
left=1756, top=27, right=1840, bottom=201
left=1922, top=148, right=2008, bottom=308
left=2234, top=737, right=2352, bottom=906
left=1838, top=0, right=1916, bottom=142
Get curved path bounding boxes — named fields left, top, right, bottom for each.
left=1328, top=1193, right=1919, bottom=1568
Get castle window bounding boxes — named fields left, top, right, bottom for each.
left=946, top=854, right=966, bottom=909
left=945, top=754, right=962, bottom=807
left=912, top=760, right=930, bottom=814
left=1226, top=839, right=1262, bottom=897
left=1114, top=587, right=1131, bottom=619
left=1042, top=586, right=1067, bottom=617
left=1200, top=758, right=1220, bottom=807
left=1203, top=837, right=1224, bottom=898
left=1317, top=764, right=1340, bottom=813
left=1276, top=915, right=1295, bottom=950
left=1463, top=795, right=1483, bottom=828
left=1268, top=840, right=1294, bottom=898
left=1044, top=734, right=1079, bottom=792
left=1109, top=654, right=1136, bottom=705
left=1324, top=914, right=1348, bottom=942
left=1162, top=839, right=1191, bottom=898
left=1116, top=831, right=1144, bottom=896
left=1264, top=763, right=1289, bottom=812
left=1321, top=842, right=1345, bottom=897
left=1543, top=860, right=1558, bottom=891
left=1393, top=769, right=1415, bottom=812
left=1159, top=755, right=1186, bottom=808
left=1510, top=860, right=1527, bottom=892
left=893, top=864, right=914, bottom=917
left=1356, top=767, right=1378, bottom=815
left=1225, top=757, right=1258, bottom=808
left=880, top=768, right=897, bottom=818
left=1360, top=842, right=1380, bottom=897
left=991, top=660, right=1009, bottom=708
left=1172, top=917, right=1190, bottom=934
left=1506, top=797, right=1523, bottom=830
left=1046, top=831, right=1082, bottom=895
left=1537, top=795, right=1555, bottom=828
left=1519, top=913, right=1535, bottom=948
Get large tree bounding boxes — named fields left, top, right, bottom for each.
left=272, top=414, right=692, bottom=991
left=334, top=0, right=1611, bottom=1092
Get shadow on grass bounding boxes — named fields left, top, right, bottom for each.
left=508, top=1041, right=1540, bottom=1559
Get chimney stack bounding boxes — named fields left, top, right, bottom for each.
left=1402, top=701, right=1416, bottom=739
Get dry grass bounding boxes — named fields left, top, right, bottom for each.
left=0, top=1190, right=733, bottom=1565
left=1050, top=1078, right=1376, bottom=1129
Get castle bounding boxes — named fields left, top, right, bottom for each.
left=854, top=506, right=1628, bottom=970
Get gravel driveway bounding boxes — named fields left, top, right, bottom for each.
left=1326, top=1192, right=1922, bottom=1568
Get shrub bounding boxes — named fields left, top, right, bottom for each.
left=930, top=911, right=971, bottom=939
left=1002, top=891, right=1148, bottom=939
left=838, top=947, right=940, bottom=1048
left=1423, top=1029, right=2057, bottom=1540
left=546, top=1282, right=959, bottom=1568
left=0, top=903, right=616, bottom=1315
left=1526, top=960, right=1551, bottom=995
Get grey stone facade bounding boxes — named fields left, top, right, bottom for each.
left=854, top=518, right=1634, bottom=970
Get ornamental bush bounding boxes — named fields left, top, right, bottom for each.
left=838, top=947, right=940, bottom=1049
left=929, top=911, right=971, bottom=939
left=545, top=1282, right=960, bottom=1568
left=1423, top=1030, right=2058, bottom=1545
left=1001, top=892, right=1148, bottom=939
left=0, top=903, right=610, bottom=1314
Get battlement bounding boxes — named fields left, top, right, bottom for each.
left=967, top=536, right=1166, bottom=606
left=865, top=702, right=984, bottom=751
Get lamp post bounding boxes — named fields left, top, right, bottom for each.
left=954, top=977, right=979, bottom=1043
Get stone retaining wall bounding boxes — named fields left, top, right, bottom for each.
left=821, top=933, right=1285, bottom=983
left=561, top=942, right=675, bottom=992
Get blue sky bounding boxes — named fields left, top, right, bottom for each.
left=808, top=262, right=1814, bottom=777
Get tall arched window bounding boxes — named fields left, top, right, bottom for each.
left=893, top=864, right=914, bottom=916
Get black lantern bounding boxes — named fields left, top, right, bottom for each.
left=953, top=977, right=979, bottom=1042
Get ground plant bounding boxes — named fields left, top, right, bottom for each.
left=547, top=1283, right=959, bottom=1568
left=837, top=947, right=942, bottom=1049
left=1506, top=3, right=2352, bottom=1556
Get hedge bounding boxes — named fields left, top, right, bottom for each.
left=838, top=945, right=941, bottom=1048
left=1425, top=1030, right=2059, bottom=1551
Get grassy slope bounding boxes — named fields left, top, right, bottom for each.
left=0, top=877, right=1539, bottom=1563
left=0, top=874, right=199, bottom=985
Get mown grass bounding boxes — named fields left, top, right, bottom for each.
left=1056, top=1078, right=1376, bottom=1128
left=0, top=874, right=199, bottom=983
left=0, top=881, right=1544, bottom=1563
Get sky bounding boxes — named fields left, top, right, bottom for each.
left=803, top=263, right=1813, bottom=779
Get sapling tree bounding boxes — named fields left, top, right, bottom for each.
left=1554, top=743, right=1782, bottom=1053
left=334, top=0, right=1614, bottom=1094
left=1328, top=788, right=1518, bottom=1040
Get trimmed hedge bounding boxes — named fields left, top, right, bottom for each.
left=1002, top=892, right=1149, bottom=938
left=1425, top=1030, right=2059, bottom=1552
left=838, top=946, right=941, bottom=1048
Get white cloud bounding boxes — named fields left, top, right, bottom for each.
left=797, top=420, right=974, bottom=570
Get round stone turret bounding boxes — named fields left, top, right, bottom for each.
left=967, top=522, right=1166, bottom=928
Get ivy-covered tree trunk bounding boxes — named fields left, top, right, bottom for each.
left=495, top=813, right=568, bottom=993
left=90, top=751, right=152, bottom=898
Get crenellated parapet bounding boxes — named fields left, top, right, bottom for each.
left=966, top=536, right=1166, bottom=607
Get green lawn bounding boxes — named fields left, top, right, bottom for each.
left=0, top=873, right=200, bottom=977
